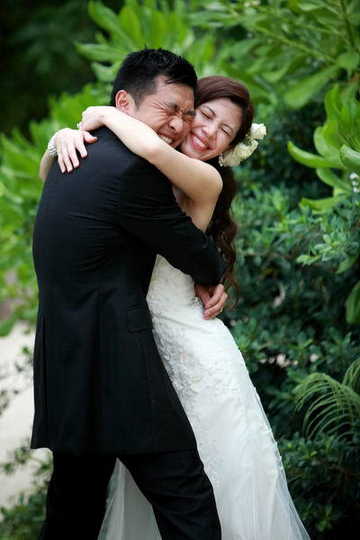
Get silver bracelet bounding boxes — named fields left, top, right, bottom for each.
left=47, top=135, right=58, bottom=157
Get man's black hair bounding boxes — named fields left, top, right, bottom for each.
left=110, top=48, right=197, bottom=106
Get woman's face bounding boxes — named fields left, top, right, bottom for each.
left=180, top=97, right=243, bottom=161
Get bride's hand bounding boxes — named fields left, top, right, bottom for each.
left=79, top=106, right=117, bottom=132
left=54, top=128, right=97, bottom=173
left=195, top=283, right=228, bottom=319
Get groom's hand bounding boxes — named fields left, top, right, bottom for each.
left=195, top=284, right=228, bottom=319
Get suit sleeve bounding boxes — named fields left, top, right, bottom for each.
left=116, top=157, right=226, bottom=286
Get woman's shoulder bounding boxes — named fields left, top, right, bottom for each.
left=200, top=160, right=223, bottom=197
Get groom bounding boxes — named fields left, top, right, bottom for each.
left=32, top=49, right=225, bottom=539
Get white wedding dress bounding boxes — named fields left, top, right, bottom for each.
left=99, top=255, right=310, bottom=540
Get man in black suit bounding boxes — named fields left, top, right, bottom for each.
left=32, top=49, right=225, bottom=539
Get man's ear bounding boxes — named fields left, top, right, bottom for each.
left=115, top=90, right=136, bottom=114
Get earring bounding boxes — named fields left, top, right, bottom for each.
left=218, top=153, right=225, bottom=167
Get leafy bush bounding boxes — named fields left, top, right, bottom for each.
left=0, top=84, right=106, bottom=335
left=289, top=83, right=360, bottom=324
left=279, top=432, right=360, bottom=538
left=0, top=442, right=51, bottom=539
left=190, top=0, right=360, bottom=108
left=0, top=488, right=46, bottom=540
left=295, top=358, right=360, bottom=441
left=1, top=0, right=105, bottom=134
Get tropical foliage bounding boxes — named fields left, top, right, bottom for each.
left=190, top=0, right=360, bottom=108
left=289, top=84, right=360, bottom=324
left=295, top=358, right=360, bottom=441
left=1, top=1, right=360, bottom=538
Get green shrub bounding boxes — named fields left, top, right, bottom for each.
left=279, top=432, right=360, bottom=538
left=0, top=488, right=46, bottom=540
left=0, top=443, right=51, bottom=539
left=190, top=0, right=360, bottom=109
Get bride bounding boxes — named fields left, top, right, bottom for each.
left=40, top=75, right=310, bottom=539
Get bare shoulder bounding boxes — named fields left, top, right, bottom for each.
left=200, top=161, right=223, bottom=198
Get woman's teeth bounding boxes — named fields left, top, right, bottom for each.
left=160, top=135, right=173, bottom=145
left=192, top=134, right=206, bottom=150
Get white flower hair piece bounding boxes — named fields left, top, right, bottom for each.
left=219, top=123, right=267, bottom=167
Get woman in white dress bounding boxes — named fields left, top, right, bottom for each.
left=41, top=75, right=310, bottom=540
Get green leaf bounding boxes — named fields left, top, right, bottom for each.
left=315, top=123, right=344, bottom=162
left=0, top=314, right=17, bottom=337
left=88, top=1, right=124, bottom=37
left=290, top=1, right=323, bottom=12
left=284, top=65, right=339, bottom=109
left=297, top=254, right=320, bottom=265
left=300, top=196, right=343, bottom=212
left=316, top=168, right=351, bottom=192
left=119, top=7, right=144, bottom=48
left=168, top=12, right=189, bottom=48
left=88, top=1, right=136, bottom=50
left=288, top=141, right=341, bottom=169
left=343, top=358, right=360, bottom=393
left=295, top=370, right=360, bottom=440
left=91, top=62, right=121, bottom=83
left=75, top=43, right=124, bottom=63
left=340, top=145, right=360, bottom=175
left=143, top=0, right=157, bottom=8
left=228, top=38, right=259, bottom=58
left=335, top=51, right=360, bottom=72
left=337, top=254, right=359, bottom=274
left=188, top=35, right=215, bottom=68
left=263, top=60, right=295, bottom=84
left=125, top=0, right=141, bottom=11
left=149, top=11, right=173, bottom=49
left=346, top=280, right=360, bottom=324
left=313, top=126, right=342, bottom=166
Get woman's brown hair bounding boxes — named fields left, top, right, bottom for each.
left=195, top=76, right=254, bottom=297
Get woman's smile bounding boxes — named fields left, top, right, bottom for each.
left=181, top=97, right=243, bottom=161
left=189, top=132, right=209, bottom=152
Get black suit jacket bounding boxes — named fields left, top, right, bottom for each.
left=31, top=127, right=225, bottom=455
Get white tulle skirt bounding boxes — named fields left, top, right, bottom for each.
left=99, top=256, right=310, bottom=539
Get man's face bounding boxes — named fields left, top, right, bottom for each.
left=115, top=75, right=195, bottom=148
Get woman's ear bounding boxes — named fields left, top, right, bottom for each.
left=115, top=90, right=136, bottom=114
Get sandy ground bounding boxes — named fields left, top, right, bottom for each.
left=0, top=323, right=49, bottom=509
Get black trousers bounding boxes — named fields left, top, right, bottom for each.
left=39, top=450, right=221, bottom=540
